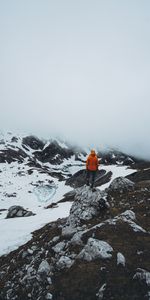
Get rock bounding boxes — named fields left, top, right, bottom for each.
left=127, top=168, right=150, bottom=183
left=108, top=177, right=134, bottom=193
left=120, top=210, right=136, bottom=221
left=65, top=169, right=112, bottom=188
left=27, top=266, right=36, bottom=279
left=60, top=190, right=76, bottom=202
left=56, top=256, right=74, bottom=270
left=22, top=251, right=29, bottom=259
left=61, top=226, right=77, bottom=238
left=77, top=238, right=113, bottom=261
left=34, top=140, right=74, bottom=164
left=45, top=293, right=53, bottom=299
left=22, top=135, right=44, bottom=150
left=27, top=249, right=34, bottom=255
left=67, top=186, right=109, bottom=226
left=6, top=206, right=35, bottom=218
left=47, top=277, right=52, bottom=284
left=51, top=236, right=60, bottom=243
left=133, top=268, right=150, bottom=287
left=96, top=283, right=106, bottom=300
left=117, top=252, right=126, bottom=267
left=52, top=241, right=66, bottom=254
left=99, top=149, right=136, bottom=166
left=0, top=148, right=28, bottom=164
left=37, top=260, right=51, bottom=275
left=119, top=210, right=146, bottom=233
left=70, top=231, right=84, bottom=246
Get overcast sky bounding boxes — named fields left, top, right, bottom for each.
left=0, top=0, right=150, bottom=158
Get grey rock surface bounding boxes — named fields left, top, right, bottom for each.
left=67, top=186, right=109, bottom=227
left=37, top=260, right=51, bottom=275
left=52, top=241, right=65, bottom=254
left=108, top=176, right=134, bottom=193
left=117, top=252, right=126, bottom=267
left=56, top=255, right=74, bottom=270
left=77, top=238, right=113, bottom=261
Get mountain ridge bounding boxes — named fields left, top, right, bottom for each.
left=0, top=133, right=150, bottom=299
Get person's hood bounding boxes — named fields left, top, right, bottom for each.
left=90, top=150, right=96, bottom=157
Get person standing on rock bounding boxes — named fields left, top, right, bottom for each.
left=86, top=150, right=99, bottom=188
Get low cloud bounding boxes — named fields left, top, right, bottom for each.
left=0, top=0, right=150, bottom=159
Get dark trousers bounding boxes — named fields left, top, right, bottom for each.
left=86, top=170, right=97, bottom=188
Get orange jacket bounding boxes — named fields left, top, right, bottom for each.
left=86, top=152, right=99, bottom=171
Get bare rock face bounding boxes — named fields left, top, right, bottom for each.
left=6, top=206, right=35, bottom=218
left=34, top=140, right=74, bottom=165
left=67, top=186, right=109, bottom=227
left=108, top=176, right=134, bottom=193
left=22, top=135, right=45, bottom=150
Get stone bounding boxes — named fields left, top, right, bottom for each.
left=108, top=177, right=134, bottom=193
left=117, top=252, right=126, bottom=267
left=133, top=268, right=150, bottom=287
left=45, top=293, right=53, bottom=300
left=96, top=283, right=106, bottom=300
left=52, top=241, right=65, bottom=254
left=70, top=231, right=84, bottom=246
left=62, top=226, right=77, bottom=238
left=56, top=256, right=74, bottom=270
left=37, top=260, right=51, bottom=275
left=65, top=169, right=112, bottom=188
left=77, top=238, right=113, bottom=261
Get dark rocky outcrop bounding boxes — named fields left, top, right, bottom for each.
left=99, top=150, right=136, bottom=165
left=6, top=206, right=35, bottom=218
left=65, top=169, right=112, bottom=188
left=22, top=136, right=45, bottom=150
left=126, top=168, right=150, bottom=183
left=34, top=141, right=74, bottom=165
left=0, top=148, right=28, bottom=164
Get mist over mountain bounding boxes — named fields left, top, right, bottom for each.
left=0, top=1, right=150, bottom=160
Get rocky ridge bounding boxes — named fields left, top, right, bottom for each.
left=0, top=176, right=150, bottom=300
left=0, top=133, right=150, bottom=299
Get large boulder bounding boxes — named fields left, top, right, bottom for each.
left=77, top=238, right=113, bottom=261
left=6, top=206, right=35, bottom=218
left=65, top=169, right=112, bottom=188
left=67, top=186, right=109, bottom=227
left=108, top=177, right=134, bottom=193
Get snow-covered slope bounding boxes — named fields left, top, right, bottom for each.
left=0, top=133, right=136, bottom=256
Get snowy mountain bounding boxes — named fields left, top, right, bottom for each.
left=0, top=133, right=150, bottom=300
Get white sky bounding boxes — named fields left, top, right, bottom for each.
left=0, top=0, right=150, bottom=158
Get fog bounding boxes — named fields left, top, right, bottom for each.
left=0, top=1, right=150, bottom=158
